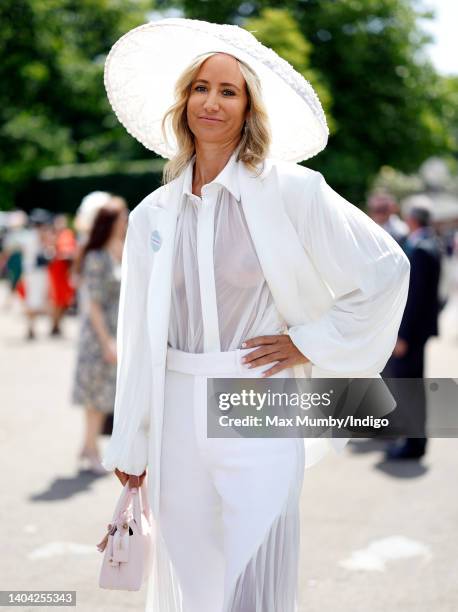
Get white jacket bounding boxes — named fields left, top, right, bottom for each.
left=102, top=157, right=410, bottom=516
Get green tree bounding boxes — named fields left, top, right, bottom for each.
left=437, top=75, right=458, bottom=155
left=282, top=0, right=455, bottom=203
left=0, top=0, right=152, bottom=210
left=243, top=8, right=334, bottom=132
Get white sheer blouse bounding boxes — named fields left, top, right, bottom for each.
left=168, top=152, right=287, bottom=353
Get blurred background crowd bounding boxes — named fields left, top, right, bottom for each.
left=0, top=193, right=128, bottom=474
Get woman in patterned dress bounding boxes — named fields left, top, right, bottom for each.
left=72, top=197, right=128, bottom=474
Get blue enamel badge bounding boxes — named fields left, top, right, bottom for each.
left=151, top=230, right=162, bottom=252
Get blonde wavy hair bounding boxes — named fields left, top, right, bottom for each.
left=161, top=52, right=271, bottom=184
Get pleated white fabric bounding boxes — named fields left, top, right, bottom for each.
left=223, top=483, right=301, bottom=612
left=145, top=526, right=183, bottom=612
left=143, top=347, right=304, bottom=612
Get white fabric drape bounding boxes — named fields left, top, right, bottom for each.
left=279, top=167, right=410, bottom=375
left=102, top=218, right=152, bottom=475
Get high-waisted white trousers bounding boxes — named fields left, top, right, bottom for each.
left=145, top=347, right=305, bottom=612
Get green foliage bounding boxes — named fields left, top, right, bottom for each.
left=437, top=75, right=458, bottom=154
left=243, top=8, right=334, bottom=132
left=0, top=0, right=152, bottom=210
left=171, top=0, right=239, bottom=23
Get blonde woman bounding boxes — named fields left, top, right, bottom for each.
left=102, top=19, right=410, bottom=612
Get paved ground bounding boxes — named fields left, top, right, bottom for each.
left=0, top=280, right=457, bottom=612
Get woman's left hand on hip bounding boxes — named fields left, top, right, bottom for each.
left=241, top=334, right=309, bottom=377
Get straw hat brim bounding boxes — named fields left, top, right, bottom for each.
left=104, top=18, right=329, bottom=163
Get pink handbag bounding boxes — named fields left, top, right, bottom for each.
left=97, top=479, right=154, bottom=591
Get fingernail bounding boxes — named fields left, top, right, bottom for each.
left=241, top=342, right=247, bottom=348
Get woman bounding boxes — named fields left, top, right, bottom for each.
left=102, top=19, right=410, bottom=611
left=1, top=210, right=27, bottom=309
left=21, top=209, right=54, bottom=340
left=72, top=197, right=128, bottom=474
left=48, top=214, right=77, bottom=336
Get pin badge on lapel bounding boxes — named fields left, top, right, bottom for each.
left=150, top=230, right=162, bottom=252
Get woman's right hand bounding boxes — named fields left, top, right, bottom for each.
left=115, top=467, right=147, bottom=488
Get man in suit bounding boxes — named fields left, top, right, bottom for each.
left=368, top=191, right=409, bottom=245
left=383, top=200, right=442, bottom=459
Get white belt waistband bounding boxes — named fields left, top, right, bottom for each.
left=166, top=346, right=267, bottom=377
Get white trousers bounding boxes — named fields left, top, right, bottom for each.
left=145, top=347, right=305, bottom=612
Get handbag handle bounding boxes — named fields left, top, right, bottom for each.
left=96, top=480, right=151, bottom=553
left=109, top=484, right=131, bottom=523
left=113, top=480, right=151, bottom=525
left=138, top=480, right=152, bottom=519
left=129, top=481, right=152, bottom=526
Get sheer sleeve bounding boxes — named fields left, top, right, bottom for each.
left=102, top=207, right=152, bottom=475
left=287, top=172, right=410, bottom=376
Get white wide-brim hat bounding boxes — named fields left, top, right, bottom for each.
left=104, top=18, right=329, bottom=163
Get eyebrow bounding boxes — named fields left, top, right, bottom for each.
left=193, top=78, right=241, bottom=92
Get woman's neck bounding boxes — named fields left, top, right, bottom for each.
left=192, top=140, right=239, bottom=195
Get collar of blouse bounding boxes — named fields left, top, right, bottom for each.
left=181, top=147, right=241, bottom=204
